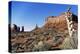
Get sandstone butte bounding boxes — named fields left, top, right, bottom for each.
left=44, top=12, right=78, bottom=32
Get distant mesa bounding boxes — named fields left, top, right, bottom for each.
left=9, top=24, right=24, bottom=32
left=44, top=12, right=78, bottom=32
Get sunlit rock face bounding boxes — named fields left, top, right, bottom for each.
left=44, top=12, right=78, bottom=32
left=44, top=13, right=68, bottom=32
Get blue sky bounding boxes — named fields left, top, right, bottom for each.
left=10, top=1, right=78, bottom=31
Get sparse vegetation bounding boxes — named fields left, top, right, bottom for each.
left=10, top=12, right=78, bottom=53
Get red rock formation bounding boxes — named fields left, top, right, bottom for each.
left=44, top=13, right=68, bottom=32
left=44, top=12, right=78, bottom=32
